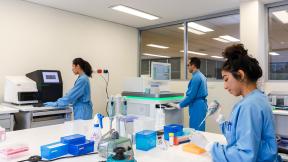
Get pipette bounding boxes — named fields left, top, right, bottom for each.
left=198, top=100, right=220, bottom=128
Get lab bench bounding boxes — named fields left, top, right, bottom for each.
left=0, top=118, right=226, bottom=162
left=0, top=105, right=19, bottom=131
left=2, top=103, right=72, bottom=130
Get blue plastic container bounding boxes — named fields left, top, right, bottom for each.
left=164, top=124, right=183, bottom=140
left=41, top=142, right=68, bottom=160
left=60, top=134, right=86, bottom=145
left=136, top=130, right=156, bottom=151
left=68, top=140, right=94, bottom=156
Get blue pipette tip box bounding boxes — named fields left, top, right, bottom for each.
left=68, top=140, right=94, bottom=156
left=41, top=142, right=68, bottom=160
left=164, top=124, right=183, bottom=140
left=60, top=134, right=86, bottom=145
left=136, top=130, right=156, bottom=151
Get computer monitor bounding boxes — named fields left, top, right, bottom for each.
left=26, top=70, right=63, bottom=102
left=42, top=71, right=60, bottom=83
left=151, top=62, right=171, bottom=81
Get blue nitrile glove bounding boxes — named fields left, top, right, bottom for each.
left=44, top=102, right=57, bottom=107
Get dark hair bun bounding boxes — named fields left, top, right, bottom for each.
left=221, top=44, right=262, bottom=82
left=222, top=44, right=248, bottom=60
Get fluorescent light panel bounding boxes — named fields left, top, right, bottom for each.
left=146, top=44, right=169, bottom=49
left=111, top=5, right=159, bottom=20
left=142, top=53, right=170, bottom=58
left=269, top=52, right=280, bottom=56
left=180, top=50, right=208, bottom=56
left=272, top=10, right=288, bottom=24
left=213, top=37, right=230, bottom=43
left=188, top=22, right=214, bottom=32
left=178, top=27, right=205, bottom=35
left=219, top=35, right=240, bottom=42
left=211, top=56, right=223, bottom=59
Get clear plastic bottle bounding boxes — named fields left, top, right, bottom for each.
left=120, top=97, right=127, bottom=116
left=155, top=107, right=165, bottom=130
left=90, top=113, right=104, bottom=151
left=91, top=124, right=102, bottom=151
left=169, top=133, right=174, bottom=146
left=158, top=135, right=168, bottom=150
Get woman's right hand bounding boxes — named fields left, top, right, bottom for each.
left=44, top=102, right=57, bottom=107
left=210, top=105, right=225, bottom=124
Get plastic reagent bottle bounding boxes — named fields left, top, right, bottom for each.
left=91, top=113, right=104, bottom=151
left=169, top=133, right=174, bottom=146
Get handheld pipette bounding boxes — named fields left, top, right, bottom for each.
left=198, top=100, right=220, bottom=128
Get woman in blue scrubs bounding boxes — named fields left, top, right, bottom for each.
left=44, top=58, right=93, bottom=120
left=207, top=44, right=278, bottom=161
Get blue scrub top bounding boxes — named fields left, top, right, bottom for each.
left=179, top=70, right=208, bottom=131
left=211, top=89, right=278, bottom=162
left=55, top=73, right=93, bottom=120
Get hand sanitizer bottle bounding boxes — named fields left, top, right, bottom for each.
left=91, top=113, right=104, bottom=151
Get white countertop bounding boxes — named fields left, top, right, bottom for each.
left=0, top=118, right=226, bottom=162
left=1, top=103, right=71, bottom=112
left=0, top=105, right=19, bottom=115
left=273, top=110, right=288, bottom=116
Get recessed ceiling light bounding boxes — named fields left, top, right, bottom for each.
left=111, top=5, right=159, bottom=20
left=188, top=22, right=214, bottom=32
left=272, top=10, right=288, bottom=24
left=180, top=50, right=208, bottom=56
left=211, top=56, right=224, bottom=59
left=213, top=37, right=230, bottom=43
left=142, top=53, right=170, bottom=58
left=219, top=35, right=240, bottom=42
left=269, top=52, right=280, bottom=56
left=146, top=44, right=169, bottom=49
left=178, top=27, right=205, bottom=35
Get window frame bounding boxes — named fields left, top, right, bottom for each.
left=138, top=10, right=239, bottom=80
left=266, top=1, right=288, bottom=81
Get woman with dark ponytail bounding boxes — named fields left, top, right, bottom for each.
left=193, top=44, right=279, bottom=161
left=44, top=58, right=93, bottom=120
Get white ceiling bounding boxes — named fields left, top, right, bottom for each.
left=23, top=0, right=284, bottom=28
left=24, top=0, right=242, bottom=28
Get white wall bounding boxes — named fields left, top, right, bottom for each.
left=0, top=0, right=138, bottom=115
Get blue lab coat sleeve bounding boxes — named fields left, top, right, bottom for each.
left=211, top=90, right=277, bottom=161
left=179, top=77, right=201, bottom=108
left=55, top=77, right=87, bottom=108
left=212, top=106, right=262, bottom=162
left=211, top=105, right=262, bottom=162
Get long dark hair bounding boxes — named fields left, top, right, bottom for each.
left=222, top=44, right=262, bottom=82
left=72, top=58, right=93, bottom=77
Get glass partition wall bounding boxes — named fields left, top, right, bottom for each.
left=268, top=4, right=288, bottom=80
left=140, top=13, right=240, bottom=80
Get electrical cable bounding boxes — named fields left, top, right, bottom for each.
left=99, top=74, right=109, bottom=99
left=48, top=152, right=98, bottom=161
left=94, top=70, right=110, bottom=116
left=99, top=72, right=110, bottom=116
left=18, top=152, right=100, bottom=162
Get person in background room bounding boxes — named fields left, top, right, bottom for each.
left=169, top=57, right=208, bottom=131
left=44, top=58, right=93, bottom=120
